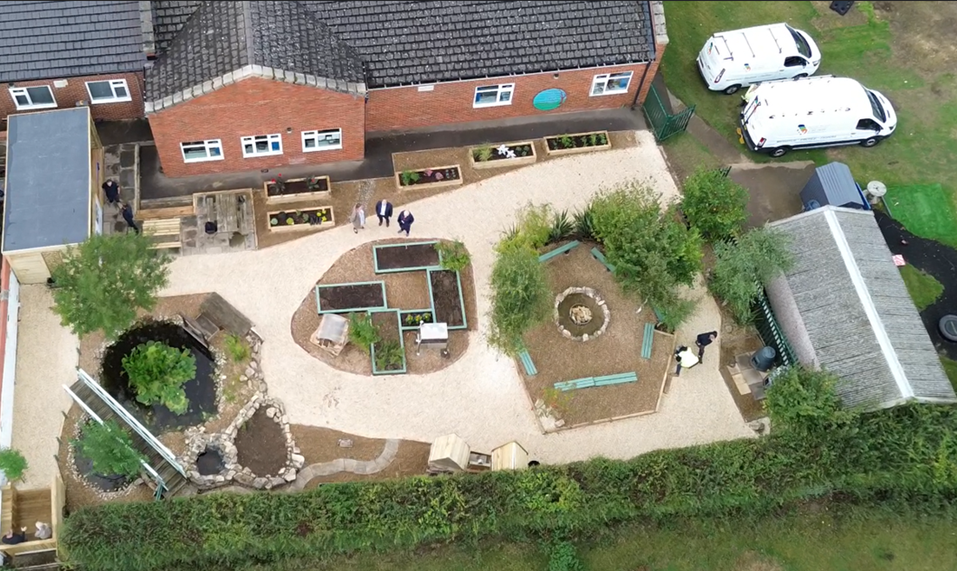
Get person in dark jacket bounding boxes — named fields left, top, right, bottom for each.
left=397, top=209, right=414, bottom=236
left=695, top=331, right=718, bottom=360
left=374, top=199, right=393, bottom=227
left=2, top=527, right=27, bottom=545
left=102, top=179, right=120, bottom=205
left=121, top=202, right=140, bottom=234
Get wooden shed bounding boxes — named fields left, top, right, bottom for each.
left=428, top=433, right=471, bottom=473
left=1, top=107, right=103, bottom=284
left=491, top=441, right=529, bottom=471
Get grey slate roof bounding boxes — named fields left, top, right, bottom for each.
left=2, top=108, right=92, bottom=253
left=151, top=0, right=202, bottom=54
left=768, top=206, right=956, bottom=409
left=0, top=1, right=147, bottom=83
left=145, top=0, right=365, bottom=101
left=151, top=1, right=656, bottom=90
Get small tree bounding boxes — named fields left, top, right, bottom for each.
left=765, top=366, right=858, bottom=441
left=436, top=240, right=471, bottom=272
left=681, top=168, right=749, bottom=242
left=122, top=341, right=196, bottom=415
left=488, top=242, right=552, bottom=356
left=709, top=227, right=794, bottom=324
left=0, top=448, right=28, bottom=482
left=51, top=233, right=171, bottom=339
left=73, top=420, right=146, bottom=478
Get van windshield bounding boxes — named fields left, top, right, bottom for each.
left=866, top=90, right=886, bottom=122
left=787, top=26, right=811, bottom=58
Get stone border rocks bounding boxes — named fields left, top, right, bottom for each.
left=553, top=286, right=610, bottom=342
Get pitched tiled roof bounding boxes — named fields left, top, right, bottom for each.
left=151, top=0, right=202, bottom=54
left=152, top=1, right=656, bottom=89
left=146, top=0, right=365, bottom=102
left=0, top=1, right=148, bottom=82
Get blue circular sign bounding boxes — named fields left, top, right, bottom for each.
left=533, top=88, right=567, bottom=111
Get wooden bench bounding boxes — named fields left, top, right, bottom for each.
left=538, top=240, right=580, bottom=263
left=554, top=377, right=595, bottom=391
left=641, top=322, right=655, bottom=359
left=142, top=218, right=182, bottom=250
left=590, top=247, right=615, bottom=272
left=652, top=306, right=665, bottom=324
left=594, top=372, right=638, bottom=387
left=518, top=349, right=538, bottom=376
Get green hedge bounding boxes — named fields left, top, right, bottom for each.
left=61, top=403, right=957, bottom=571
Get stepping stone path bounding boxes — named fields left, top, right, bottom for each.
left=288, top=439, right=401, bottom=491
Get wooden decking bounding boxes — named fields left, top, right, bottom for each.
left=0, top=475, right=64, bottom=559
left=199, top=292, right=252, bottom=337
left=194, top=190, right=255, bottom=235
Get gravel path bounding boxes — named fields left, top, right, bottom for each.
left=11, top=286, right=78, bottom=489
left=161, top=131, right=753, bottom=465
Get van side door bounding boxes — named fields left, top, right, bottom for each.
left=853, top=118, right=882, bottom=140
left=783, top=56, right=809, bottom=77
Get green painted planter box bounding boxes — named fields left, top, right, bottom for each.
left=372, top=240, right=443, bottom=274
left=315, top=281, right=387, bottom=314
left=426, top=268, right=467, bottom=331
left=399, top=309, right=434, bottom=331
left=370, top=309, right=407, bottom=375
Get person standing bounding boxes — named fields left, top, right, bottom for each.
left=695, top=331, right=718, bottom=360
left=102, top=179, right=120, bottom=205
left=350, top=203, right=366, bottom=234
left=374, top=199, right=393, bottom=227
left=397, top=209, right=414, bottom=236
left=121, top=202, right=140, bottom=234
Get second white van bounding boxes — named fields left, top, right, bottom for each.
left=697, top=23, right=821, bottom=94
left=737, top=76, right=897, bottom=158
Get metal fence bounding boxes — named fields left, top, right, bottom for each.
left=642, top=84, right=696, bottom=142
left=751, top=288, right=798, bottom=367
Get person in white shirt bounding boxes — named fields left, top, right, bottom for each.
left=674, top=345, right=699, bottom=376
left=375, top=199, right=393, bottom=227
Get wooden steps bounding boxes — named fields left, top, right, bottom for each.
left=142, top=218, right=182, bottom=250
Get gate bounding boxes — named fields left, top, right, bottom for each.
left=752, top=289, right=798, bottom=368
left=642, top=84, right=696, bottom=142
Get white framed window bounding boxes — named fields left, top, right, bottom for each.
left=241, top=134, right=282, bottom=158
left=473, top=83, right=514, bottom=108
left=86, top=79, right=131, bottom=103
left=9, top=85, right=56, bottom=110
left=302, top=128, right=342, bottom=152
left=180, top=140, right=224, bottom=163
left=590, top=72, right=633, bottom=96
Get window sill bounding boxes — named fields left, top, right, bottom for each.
left=473, top=101, right=513, bottom=109
left=14, top=103, right=57, bottom=111
left=89, top=97, right=133, bottom=105
left=303, top=145, right=343, bottom=153
left=183, top=156, right=225, bottom=164
left=589, top=89, right=630, bottom=97
left=242, top=152, right=283, bottom=159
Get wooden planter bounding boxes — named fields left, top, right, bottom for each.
left=267, top=206, right=335, bottom=232
left=394, top=165, right=462, bottom=191
left=469, top=141, right=537, bottom=170
left=264, top=176, right=331, bottom=204
left=544, top=131, right=611, bottom=156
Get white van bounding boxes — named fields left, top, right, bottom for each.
left=697, top=23, right=821, bottom=94
left=738, top=76, right=897, bottom=158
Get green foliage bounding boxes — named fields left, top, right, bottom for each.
left=348, top=313, right=379, bottom=354
left=473, top=146, right=493, bottom=162
left=650, top=295, right=697, bottom=334
left=223, top=334, right=250, bottom=363
left=899, top=264, right=944, bottom=311
left=546, top=540, right=584, bottom=571
left=122, top=341, right=196, bottom=415
left=559, top=135, right=574, bottom=149
left=437, top=240, right=471, bottom=272
left=548, top=210, right=574, bottom=244
left=588, top=182, right=703, bottom=330
left=400, top=170, right=420, bottom=186
left=765, top=367, right=859, bottom=442
left=708, top=227, right=794, bottom=324
left=374, top=340, right=405, bottom=371
left=50, top=233, right=171, bottom=339
left=572, top=207, right=596, bottom=241
left=497, top=203, right=554, bottom=253
left=681, top=167, right=749, bottom=242
left=0, top=448, right=27, bottom=482
left=73, top=420, right=147, bottom=478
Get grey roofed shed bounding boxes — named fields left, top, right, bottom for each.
left=2, top=108, right=92, bottom=252
left=765, top=206, right=956, bottom=410
left=800, top=162, right=868, bottom=210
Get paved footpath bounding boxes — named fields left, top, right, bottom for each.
left=161, top=131, right=753, bottom=465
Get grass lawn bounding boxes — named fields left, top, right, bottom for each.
left=660, top=1, right=957, bottom=247
left=942, top=356, right=957, bottom=393
left=885, top=184, right=957, bottom=248
left=255, top=505, right=955, bottom=571
left=898, top=264, right=944, bottom=311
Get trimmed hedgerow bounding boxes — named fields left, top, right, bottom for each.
left=61, top=370, right=957, bottom=571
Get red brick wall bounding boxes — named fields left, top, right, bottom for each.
left=148, top=77, right=365, bottom=178
left=1, top=72, right=144, bottom=122
left=365, top=64, right=649, bottom=133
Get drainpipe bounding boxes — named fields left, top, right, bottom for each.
left=631, top=60, right=652, bottom=110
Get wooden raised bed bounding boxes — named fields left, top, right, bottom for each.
left=469, top=141, right=537, bottom=170
left=373, top=241, right=441, bottom=273
left=395, top=165, right=462, bottom=191
left=544, top=131, right=611, bottom=156
left=427, top=268, right=467, bottom=330
left=315, top=281, right=387, bottom=314
left=267, top=206, right=334, bottom=232
left=370, top=309, right=407, bottom=375
left=264, top=176, right=331, bottom=204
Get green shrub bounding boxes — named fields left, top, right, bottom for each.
left=488, top=245, right=552, bottom=356
left=436, top=240, right=471, bottom=272
left=681, top=168, right=749, bottom=242
left=73, top=419, right=147, bottom=478
left=400, top=170, right=420, bottom=186
left=0, top=448, right=27, bottom=482
left=348, top=313, right=379, bottom=354
left=473, top=145, right=493, bottom=162
left=497, top=203, right=553, bottom=253
left=708, top=227, right=794, bottom=324
left=547, top=540, right=584, bottom=571
left=122, top=341, right=196, bottom=415
left=223, top=333, right=250, bottom=363
left=374, top=340, right=405, bottom=371
left=548, top=210, right=574, bottom=244
left=573, top=207, right=596, bottom=241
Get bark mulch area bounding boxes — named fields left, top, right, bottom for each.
left=291, top=238, right=476, bottom=375
left=302, top=441, right=432, bottom=488
left=290, top=425, right=390, bottom=464
left=520, top=244, right=671, bottom=428
left=234, top=408, right=287, bottom=477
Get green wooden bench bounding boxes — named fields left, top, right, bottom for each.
left=652, top=306, right=665, bottom=325
left=539, top=240, right=580, bottom=263
left=518, top=350, right=538, bottom=376
left=590, top=247, right=615, bottom=272
left=554, top=377, right=595, bottom=391
left=594, top=372, right=638, bottom=386
left=641, top=322, right=655, bottom=359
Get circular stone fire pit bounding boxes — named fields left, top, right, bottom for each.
left=554, top=287, right=610, bottom=341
